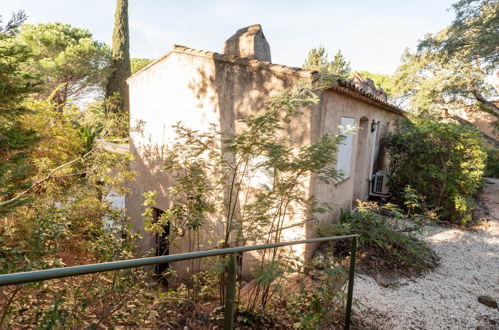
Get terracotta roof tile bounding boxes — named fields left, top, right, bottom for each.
left=128, top=44, right=404, bottom=115
left=327, top=79, right=404, bottom=115
left=171, top=44, right=318, bottom=78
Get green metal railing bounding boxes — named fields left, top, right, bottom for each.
left=0, top=234, right=359, bottom=329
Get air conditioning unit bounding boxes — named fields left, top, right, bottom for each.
left=370, top=171, right=390, bottom=197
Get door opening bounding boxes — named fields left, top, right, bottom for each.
left=152, top=207, right=169, bottom=275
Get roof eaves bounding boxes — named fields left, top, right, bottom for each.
left=327, top=79, right=405, bottom=115
left=127, top=50, right=174, bottom=82
left=172, top=44, right=318, bottom=78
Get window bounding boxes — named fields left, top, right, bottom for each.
left=336, top=117, right=355, bottom=181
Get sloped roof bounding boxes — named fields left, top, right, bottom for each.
left=128, top=44, right=404, bottom=115
left=128, top=44, right=318, bottom=80
left=327, top=79, right=405, bottom=115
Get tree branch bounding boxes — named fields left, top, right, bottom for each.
left=0, top=147, right=96, bottom=208
left=467, top=82, right=499, bottom=117
left=448, top=113, right=499, bottom=147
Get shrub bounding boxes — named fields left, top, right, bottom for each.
left=288, top=257, right=347, bottom=329
left=317, top=199, right=438, bottom=275
left=484, top=146, right=499, bottom=178
left=383, top=119, right=486, bottom=225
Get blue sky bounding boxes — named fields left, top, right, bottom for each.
left=1, top=0, right=457, bottom=75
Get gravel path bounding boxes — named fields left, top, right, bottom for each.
left=354, top=178, right=499, bottom=329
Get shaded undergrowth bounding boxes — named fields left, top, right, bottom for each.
left=317, top=197, right=439, bottom=278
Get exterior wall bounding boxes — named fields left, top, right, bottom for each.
left=127, top=51, right=404, bottom=276
left=305, top=90, right=402, bottom=259
left=126, top=51, right=311, bottom=278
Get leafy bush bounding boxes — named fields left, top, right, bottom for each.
left=484, top=146, right=499, bottom=178
left=0, top=87, right=142, bottom=327
left=288, top=257, right=347, bottom=329
left=318, top=199, right=438, bottom=275
left=383, top=119, right=486, bottom=225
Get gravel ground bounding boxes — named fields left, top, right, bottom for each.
left=354, top=178, right=499, bottom=330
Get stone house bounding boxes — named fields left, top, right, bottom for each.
left=125, top=25, right=404, bottom=276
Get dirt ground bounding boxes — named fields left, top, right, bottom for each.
left=353, top=178, right=499, bottom=329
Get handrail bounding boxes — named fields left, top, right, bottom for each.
left=0, top=234, right=359, bottom=330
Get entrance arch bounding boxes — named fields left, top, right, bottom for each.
left=353, top=117, right=370, bottom=202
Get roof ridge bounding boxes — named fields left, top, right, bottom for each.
left=171, top=44, right=318, bottom=78
left=129, top=44, right=404, bottom=115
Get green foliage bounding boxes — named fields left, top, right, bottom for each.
left=329, top=50, right=351, bottom=79
left=131, top=58, right=153, bottom=74
left=318, top=199, right=438, bottom=273
left=76, top=124, right=104, bottom=154
left=437, top=0, right=498, bottom=73
left=0, top=132, right=143, bottom=326
left=145, top=82, right=343, bottom=311
left=353, top=71, right=395, bottom=99
left=156, top=82, right=342, bottom=245
left=392, top=0, right=498, bottom=121
left=303, top=46, right=351, bottom=79
left=0, top=11, right=39, bottom=215
left=17, top=22, right=110, bottom=105
left=484, top=146, right=499, bottom=177
left=0, top=221, right=151, bottom=327
left=74, top=96, right=130, bottom=141
left=303, top=46, right=329, bottom=73
left=0, top=54, right=140, bottom=325
left=106, top=0, right=131, bottom=114
left=288, top=257, right=347, bottom=329
left=384, top=119, right=486, bottom=224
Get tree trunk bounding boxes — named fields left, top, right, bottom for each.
left=448, top=113, right=499, bottom=147
left=467, top=80, right=499, bottom=118
left=106, top=0, right=131, bottom=114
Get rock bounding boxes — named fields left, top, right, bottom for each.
left=478, top=295, right=498, bottom=308
left=375, top=273, right=395, bottom=288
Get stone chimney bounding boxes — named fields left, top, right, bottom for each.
left=223, top=24, right=271, bottom=62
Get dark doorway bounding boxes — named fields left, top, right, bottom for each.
left=152, top=207, right=169, bottom=275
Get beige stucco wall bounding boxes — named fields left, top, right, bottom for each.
left=126, top=51, right=404, bottom=277
left=127, top=51, right=313, bottom=277
left=304, top=90, right=403, bottom=259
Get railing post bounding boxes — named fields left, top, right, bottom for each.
left=224, top=253, right=236, bottom=330
left=344, top=236, right=357, bottom=330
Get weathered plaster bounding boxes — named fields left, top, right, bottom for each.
left=127, top=45, right=403, bottom=278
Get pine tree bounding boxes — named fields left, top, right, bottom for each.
left=303, top=47, right=351, bottom=79
left=0, top=11, right=40, bottom=215
left=303, top=46, right=329, bottom=73
left=18, top=23, right=110, bottom=106
left=328, top=50, right=351, bottom=79
left=106, top=0, right=131, bottom=114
